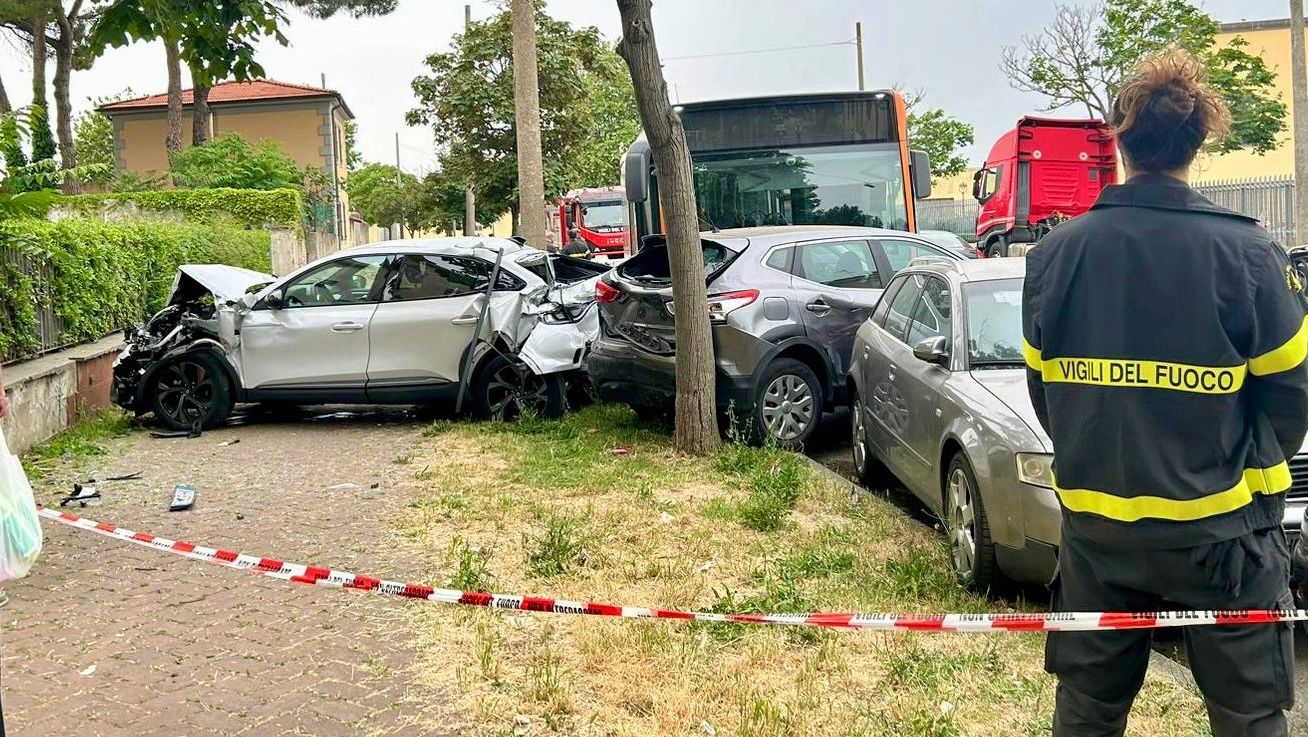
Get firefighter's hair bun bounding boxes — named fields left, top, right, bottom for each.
left=1110, top=47, right=1231, bottom=173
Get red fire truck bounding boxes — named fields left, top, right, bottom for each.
left=973, top=117, right=1117, bottom=257
left=552, top=187, right=627, bottom=260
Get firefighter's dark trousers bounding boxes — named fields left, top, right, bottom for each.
left=1047, top=526, right=1295, bottom=737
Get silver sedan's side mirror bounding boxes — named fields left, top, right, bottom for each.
left=265, top=288, right=285, bottom=310
left=913, top=336, right=949, bottom=368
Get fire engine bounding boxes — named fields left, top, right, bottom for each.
left=551, top=186, right=627, bottom=260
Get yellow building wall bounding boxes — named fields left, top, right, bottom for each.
left=1196, top=24, right=1293, bottom=182
left=213, top=107, right=328, bottom=171
left=926, top=170, right=978, bottom=202
left=117, top=114, right=196, bottom=177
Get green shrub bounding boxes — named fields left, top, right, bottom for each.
left=63, top=187, right=302, bottom=229
left=0, top=217, right=270, bottom=362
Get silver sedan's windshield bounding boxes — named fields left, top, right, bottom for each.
left=964, top=278, right=1025, bottom=367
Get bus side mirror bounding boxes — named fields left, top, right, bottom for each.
left=910, top=149, right=932, bottom=200
left=623, top=144, right=651, bottom=203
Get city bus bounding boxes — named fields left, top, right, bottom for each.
left=620, top=90, right=932, bottom=253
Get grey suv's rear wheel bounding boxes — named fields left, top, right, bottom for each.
left=753, top=358, right=821, bottom=447
left=150, top=351, right=234, bottom=432
left=945, top=452, right=997, bottom=593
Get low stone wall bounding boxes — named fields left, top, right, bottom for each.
left=1, top=334, right=125, bottom=456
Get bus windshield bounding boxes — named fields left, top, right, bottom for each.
left=581, top=200, right=625, bottom=231
left=692, top=143, right=907, bottom=230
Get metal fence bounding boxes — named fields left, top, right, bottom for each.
left=1193, top=177, right=1294, bottom=245
left=3, top=245, right=69, bottom=361
left=916, top=198, right=979, bottom=239
left=914, top=176, right=1296, bottom=244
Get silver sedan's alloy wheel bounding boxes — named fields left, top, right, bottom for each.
left=760, top=374, right=815, bottom=441
left=851, top=397, right=869, bottom=474
left=948, top=466, right=978, bottom=583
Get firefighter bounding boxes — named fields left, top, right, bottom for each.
left=1022, top=48, right=1308, bottom=737
left=563, top=228, right=591, bottom=258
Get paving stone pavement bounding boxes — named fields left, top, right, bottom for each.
left=0, top=413, right=456, bottom=737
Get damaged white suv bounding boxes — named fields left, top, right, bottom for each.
left=111, top=238, right=609, bottom=431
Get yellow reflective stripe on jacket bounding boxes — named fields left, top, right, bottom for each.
left=1023, top=339, right=1042, bottom=371
left=1034, top=356, right=1245, bottom=395
left=1249, top=315, right=1308, bottom=377
left=1053, top=463, right=1292, bottom=523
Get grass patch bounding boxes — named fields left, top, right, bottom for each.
left=525, top=510, right=596, bottom=579
left=25, top=409, right=134, bottom=479
left=399, top=403, right=1210, bottom=737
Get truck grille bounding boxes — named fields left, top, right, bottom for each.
left=1288, top=454, right=1308, bottom=502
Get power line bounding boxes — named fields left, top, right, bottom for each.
left=662, top=39, right=855, bottom=63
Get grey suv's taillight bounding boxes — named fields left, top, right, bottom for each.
left=668, top=289, right=759, bottom=322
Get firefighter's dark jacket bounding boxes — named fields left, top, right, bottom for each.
left=1023, top=174, right=1308, bottom=548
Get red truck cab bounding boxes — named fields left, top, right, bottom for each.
left=973, top=117, right=1117, bottom=257
left=556, top=186, right=627, bottom=260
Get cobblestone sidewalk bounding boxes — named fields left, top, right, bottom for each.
left=1, top=415, right=452, bottom=737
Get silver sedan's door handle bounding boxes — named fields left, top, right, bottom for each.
left=331, top=321, right=364, bottom=333
left=451, top=316, right=478, bottom=325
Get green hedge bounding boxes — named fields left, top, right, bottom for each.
left=62, top=188, right=302, bottom=230
left=0, top=218, right=271, bottom=362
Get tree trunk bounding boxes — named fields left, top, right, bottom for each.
left=511, top=0, right=547, bottom=249
left=30, top=11, right=47, bottom=107
left=53, top=27, right=77, bottom=191
left=164, top=38, right=183, bottom=154
left=1292, top=0, right=1308, bottom=245
left=0, top=71, right=10, bottom=115
left=616, top=0, right=720, bottom=454
left=192, top=79, right=212, bottom=146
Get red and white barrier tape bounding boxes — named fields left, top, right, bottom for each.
left=34, top=505, right=1308, bottom=633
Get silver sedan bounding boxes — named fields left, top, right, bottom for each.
left=848, top=257, right=1308, bottom=592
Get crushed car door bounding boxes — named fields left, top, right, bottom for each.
left=789, top=239, right=885, bottom=379
left=365, top=253, right=519, bottom=401
left=238, top=254, right=386, bottom=398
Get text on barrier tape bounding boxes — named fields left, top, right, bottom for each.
left=34, top=505, right=1308, bottom=633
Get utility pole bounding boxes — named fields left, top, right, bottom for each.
left=855, top=22, right=865, bottom=92
left=464, top=4, right=477, bottom=237
left=1292, top=0, right=1308, bottom=245
left=395, top=132, right=404, bottom=239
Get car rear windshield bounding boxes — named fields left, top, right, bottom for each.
left=963, top=278, right=1024, bottom=367
left=616, top=239, right=743, bottom=285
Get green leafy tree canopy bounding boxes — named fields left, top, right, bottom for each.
left=1000, top=0, right=1285, bottom=154
left=407, top=1, right=637, bottom=223
left=169, top=133, right=300, bottom=190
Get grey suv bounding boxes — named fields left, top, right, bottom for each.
left=587, top=226, right=962, bottom=444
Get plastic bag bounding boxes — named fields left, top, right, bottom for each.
left=0, top=427, right=42, bottom=581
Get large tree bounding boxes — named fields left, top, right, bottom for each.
left=185, top=1, right=398, bottom=147
left=616, top=0, right=719, bottom=454
left=1000, top=0, right=1285, bottom=154
left=407, top=3, right=638, bottom=230
left=91, top=0, right=290, bottom=151
left=345, top=162, right=417, bottom=228
left=511, top=0, right=545, bottom=247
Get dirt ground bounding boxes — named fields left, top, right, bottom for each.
left=1, top=409, right=454, bottom=737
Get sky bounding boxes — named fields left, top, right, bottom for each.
left=0, top=0, right=1288, bottom=176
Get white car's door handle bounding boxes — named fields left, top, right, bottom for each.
left=451, top=316, right=478, bottom=325
left=331, top=321, right=364, bottom=333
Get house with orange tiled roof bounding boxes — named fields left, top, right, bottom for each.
left=99, top=79, right=354, bottom=235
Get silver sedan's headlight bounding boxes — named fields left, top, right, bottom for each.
left=1016, top=453, right=1054, bottom=488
